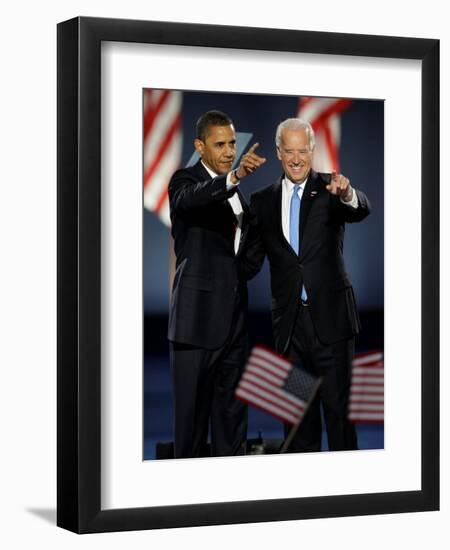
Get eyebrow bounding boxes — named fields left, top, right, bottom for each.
left=214, top=139, right=236, bottom=146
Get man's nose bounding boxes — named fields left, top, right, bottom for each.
left=224, top=144, right=235, bottom=157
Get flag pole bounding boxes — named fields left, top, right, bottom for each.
left=279, top=377, right=323, bottom=454
left=279, top=420, right=302, bottom=453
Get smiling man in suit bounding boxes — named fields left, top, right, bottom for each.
left=168, top=110, right=266, bottom=459
left=246, top=118, right=371, bottom=452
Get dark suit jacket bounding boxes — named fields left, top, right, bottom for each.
left=167, top=160, right=253, bottom=350
left=246, top=170, right=371, bottom=355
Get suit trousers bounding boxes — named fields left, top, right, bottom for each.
left=169, top=291, right=248, bottom=459
left=284, top=303, right=358, bottom=452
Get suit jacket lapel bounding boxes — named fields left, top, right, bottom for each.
left=273, top=171, right=321, bottom=256
left=197, top=159, right=236, bottom=223
left=236, top=186, right=247, bottom=214
left=194, top=159, right=210, bottom=181
left=273, top=177, right=297, bottom=256
left=299, top=170, right=321, bottom=245
left=235, top=188, right=249, bottom=255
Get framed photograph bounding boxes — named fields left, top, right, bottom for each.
left=57, top=16, right=439, bottom=533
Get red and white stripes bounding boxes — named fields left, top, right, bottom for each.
left=235, top=346, right=306, bottom=425
left=143, top=89, right=183, bottom=227
left=298, top=97, right=352, bottom=173
left=237, top=347, right=384, bottom=425
left=349, top=351, right=384, bottom=423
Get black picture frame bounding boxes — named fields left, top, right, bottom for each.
left=57, top=16, right=439, bottom=533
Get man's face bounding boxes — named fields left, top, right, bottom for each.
left=277, top=128, right=313, bottom=184
left=195, top=124, right=237, bottom=175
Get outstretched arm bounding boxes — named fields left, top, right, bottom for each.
left=325, top=172, right=371, bottom=223
left=169, top=143, right=266, bottom=214
left=169, top=170, right=231, bottom=214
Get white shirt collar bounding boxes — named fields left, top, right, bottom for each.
left=201, top=160, right=217, bottom=179
left=283, top=174, right=308, bottom=194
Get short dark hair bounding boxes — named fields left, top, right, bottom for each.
left=196, top=110, right=234, bottom=142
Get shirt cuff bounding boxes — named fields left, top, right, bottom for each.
left=226, top=171, right=240, bottom=190
left=340, top=188, right=358, bottom=208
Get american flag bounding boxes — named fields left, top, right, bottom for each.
left=348, top=350, right=384, bottom=423
left=143, top=89, right=183, bottom=227
left=298, top=97, right=352, bottom=173
left=235, top=346, right=321, bottom=426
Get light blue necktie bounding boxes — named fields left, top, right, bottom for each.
left=289, top=185, right=308, bottom=302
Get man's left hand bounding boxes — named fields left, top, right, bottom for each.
left=326, top=172, right=353, bottom=202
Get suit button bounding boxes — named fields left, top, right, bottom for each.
left=298, top=263, right=303, bottom=269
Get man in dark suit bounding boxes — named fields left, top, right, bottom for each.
left=168, top=110, right=266, bottom=458
left=246, top=118, right=371, bottom=452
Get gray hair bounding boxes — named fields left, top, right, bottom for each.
left=275, top=118, right=315, bottom=151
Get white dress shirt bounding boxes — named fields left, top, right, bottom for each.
left=201, top=161, right=243, bottom=254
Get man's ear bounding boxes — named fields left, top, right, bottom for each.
left=276, top=146, right=282, bottom=161
left=194, top=138, right=204, bottom=157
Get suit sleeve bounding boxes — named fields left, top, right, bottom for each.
left=238, top=195, right=267, bottom=281
left=335, top=188, right=371, bottom=223
left=169, top=168, right=235, bottom=213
